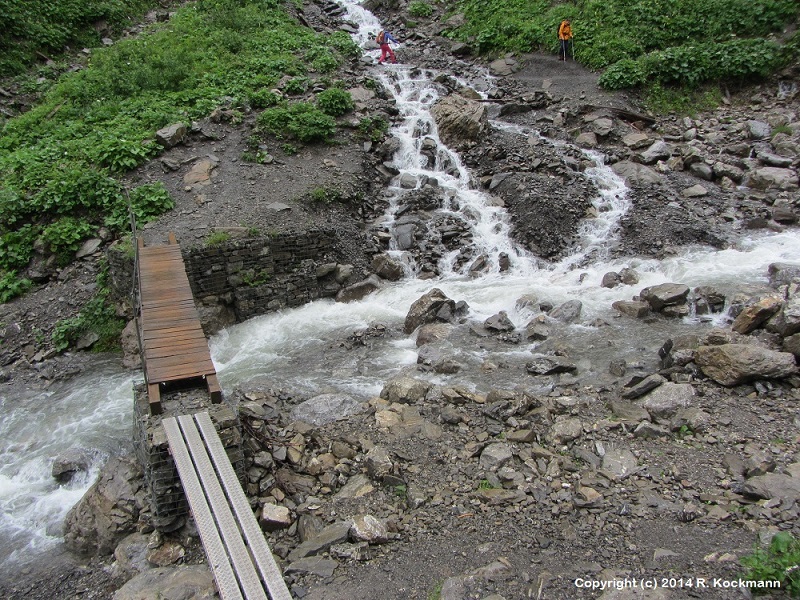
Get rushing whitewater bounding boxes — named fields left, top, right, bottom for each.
left=1, top=0, right=800, bottom=569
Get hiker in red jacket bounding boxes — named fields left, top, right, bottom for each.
left=376, top=29, right=398, bottom=64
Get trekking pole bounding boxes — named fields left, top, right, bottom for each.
left=571, top=37, right=575, bottom=61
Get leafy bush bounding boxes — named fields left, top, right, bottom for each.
left=358, top=115, right=389, bottom=142
left=408, top=1, right=433, bottom=18
left=316, top=88, right=354, bottom=116
left=258, top=102, right=337, bottom=143
left=51, top=288, right=124, bottom=352
left=0, top=225, right=37, bottom=271
left=741, top=531, right=800, bottom=595
left=598, top=59, right=647, bottom=90
left=0, top=271, right=32, bottom=304
left=40, top=217, right=96, bottom=265
left=599, top=38, right=782, bottom=90
left=284, top=77, right=311, bottom=95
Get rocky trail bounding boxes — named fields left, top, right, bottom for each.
left=1, top=2, right=800, bottom=600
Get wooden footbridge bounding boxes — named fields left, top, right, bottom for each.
left=135, top=235, right=291, bottom=600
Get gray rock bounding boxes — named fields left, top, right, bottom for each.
left=291, top=393, right=364, bottom=426
left=112, top=566, right=215, bottom=600
left=767, top=297, right=800, bottom=337
left=416, top=323, right=451, bottom=346
left=259, top=503, right=292, bottom=532
left=430, top=93, right=488, bottom=146
left=524, top=316, right=550, bottom=340
left=601, top=447, right=638, bottom=479
left=76, top=238, right=102, bottom=259
left=768, top=262, right=800, bottom=287
left=335, top=274, right=383, bottom=302
left=610, top=400, right=649, bottom=422
left=285, top=557, right=339, bottom=578
left=484, top=310, right=515, bottom=332
left=633, top=421, right=670, bottom=439
left=731, top=295, right=783, bottom=334
left=404, top=288, right=457, bottom=334
left=639, top=283, right=690, bottom=311
left=371, top=254, right=405, bottom=281
left=549, top=299, right=582, bottom=323
left=740, top=473, right=800, bottom=502
left=695, top=344, right=797, bottom=386
left=112, top=533, right=150, bottom=577
left=746, top=119, right=771, bottom=139
left=611, top=160, right=662, bottom=185
left=479, top=443, right=513, bottom=471
left=350, top=514, right=388, bottom=544
left=612, top=300, right=650, bottom=318
left=155, top=123, right=187, bottom=148
left=64, top=456, right=144, bottom=555
left=526, top=354, right=577, bottom=375
left=638, top=140, right=672, bottom=165
left=681, top=184, right=708, bottom=197
left=365, top=446, right=394, bottom=480
left=52, top=447, right=93, bottom=482
left=641, top=383, right=694, bottom=421
left=601, top=271, right=621, bottom=288
left=287, top=521, right=352, bottom=562
left=548, top=418, right=583, bottom=444
left=380, top=377, right=430, bottom=403
left=745, top=167, right=798, bottom=191
left=591, top=118, right=613, bottom=136
left=621, top=374, right=666, bottom=399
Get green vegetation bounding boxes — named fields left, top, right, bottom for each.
left=241, top=269, right=272, bottom=286
left=51, top=286, right=125, bottom=352
left=315, top=88, right=355, bottom=117
left=741, top=532, right=800, bottom=596
left=477, top=479, right=497, bottom=490
left=427, top=580, right=444, bottom=600
left=206, top=231, right=232, bottom=246
left=0, top=0, right=362, bottom=303
left=409, top=1, right=434, bottom=18
left=0, top=0, right=159, bottom=76
left=0, top=271, right=32, bottom=303
left=449, top=0, right=798, bottom=90
left=358, top=115, right=390, bottom=142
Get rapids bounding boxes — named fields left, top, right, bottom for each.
left=1, top=0, right=799, bottom=569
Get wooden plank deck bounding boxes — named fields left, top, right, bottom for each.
left=163, top=413, right=292, bottom=600
left=137, top=237, right=220, bottom=413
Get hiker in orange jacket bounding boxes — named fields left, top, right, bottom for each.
left=558, top=19, right=573, bottom=61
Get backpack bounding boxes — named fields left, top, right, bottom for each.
left=376, top=30, right=385, bottom=44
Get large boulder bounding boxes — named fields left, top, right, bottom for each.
left=113, top=565, right=216, bottom=600
left=63, top=456, right=145, bottom=555
left=731, top=296, right=783, bottom=334
left=695, top=344, right=797, bottom=386
left=291, top=393, right=365, bottom=426
left=430, top=93, right=488, bottom=147
left=639, top=283, right=690, bottom=311
left=610, top=160, right=662, bottom=185
left=403, top=288, right=456, bottom=334
left=745, top=167, right=798, bottom=190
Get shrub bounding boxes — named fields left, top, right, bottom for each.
left=0, top=272, right=33, bottom=304
left=408, top=2, right=433, bottom=18
left=40, top=217, right=96, bottom=265
left=51, top=288, right=124, bottom=352
left=0, top=224, right=37, bottom=271
left=598, top=59, right=647, bottom=90
left=740, top=531, right=800, bottom=595
left=358, top=115, right=389, bottom=142
left=258, top=102, right=337, bottom=143
left=316, top=88, right=354, bottom=116
left=104, top=182, right=175, bottom=232
left=284, top=77, right=311, bottom=95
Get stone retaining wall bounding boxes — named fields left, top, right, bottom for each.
left=107, top=229, right=350, bottom=325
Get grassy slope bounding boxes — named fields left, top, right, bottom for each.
left=446, top=0, right=799, bottom=89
